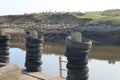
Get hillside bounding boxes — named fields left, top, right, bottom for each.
left=1, top=9, right=120, bottom=45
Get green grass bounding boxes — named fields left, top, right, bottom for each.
left=69, top=9, right=120, bottom=26
left=3, top=9, right=120, bottom=27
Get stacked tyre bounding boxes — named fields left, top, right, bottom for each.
left=0, top=35, right=11, bottom=66
left=25, top=37, right=43, bottom=72
left=65, top=36, right=92, bottom=80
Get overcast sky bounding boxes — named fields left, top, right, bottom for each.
left=0, top=0, right=120, bottom=15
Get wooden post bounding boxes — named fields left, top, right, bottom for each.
left=29, top=30, right=38, bottom=39
left=59, top=57, right=62, bottom=78
left=71, top=31, right=82, bottom=42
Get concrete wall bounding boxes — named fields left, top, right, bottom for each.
left=0, top=64, right=21, bottom=80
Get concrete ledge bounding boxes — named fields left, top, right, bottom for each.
left=22, top=69, right=65, bottom=80
left=0, top=64, right=21, bottom=80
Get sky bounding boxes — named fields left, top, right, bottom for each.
left=0, top=0, right=120, bottom=15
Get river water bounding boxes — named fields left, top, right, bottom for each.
left=9, top=43, right=120, bottom=80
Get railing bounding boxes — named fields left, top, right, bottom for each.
left=59, top=57, right=67, bottom=79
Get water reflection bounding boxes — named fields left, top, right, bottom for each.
left=10, top=41, right=120, bottom=63
left=9, top=48, right=120, bottom=80
left=9, top=41, right=120, bottom=80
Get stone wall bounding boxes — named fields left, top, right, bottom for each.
left=0, top=64, right=21, bottom=80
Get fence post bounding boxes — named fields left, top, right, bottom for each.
left=65, top=31, right=92, bottom=80
left=59, top=57, right=62, bottom=78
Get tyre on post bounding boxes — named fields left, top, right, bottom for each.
left=25, top=30, right=43, bottom=72
left=0, top=35, right=11, bottom=66
left=65, top=31, right=92, bottom=80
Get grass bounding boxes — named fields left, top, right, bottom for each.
left=1, top=9, right=120, bottom=28
left=71, top=9, right=120, bottom=26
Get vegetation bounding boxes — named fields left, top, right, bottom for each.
left=26, top=9, right=120, bottom=26
left=1, top=9, right=120, bottom=27
left=77, top=9, right=120, bottom=26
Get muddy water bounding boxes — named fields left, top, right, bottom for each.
left=10, top=43, right=120, bottom=80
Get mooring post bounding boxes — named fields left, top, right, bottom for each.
left=25, top=30, right=43, bottom=71
left=65, top=31, right=92, bottom=80
left=0, top=35, right=11, bottom=65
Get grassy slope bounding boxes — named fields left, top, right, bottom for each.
left=76, top=9, right=120, bottom=26
left=31, top=9, right=120, bottom=26
left=1, top=9, right=120, bottom=26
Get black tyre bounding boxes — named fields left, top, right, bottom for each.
left=0, top=35, right=11, bottom=41
left=0, top=63, right=8, bottom=67
left=67, top=67, right=89, bottom=73
left=26, top=42, right=42, bottom=48
left=67, top=63, right=87, bottom=70
left=26, top=66, right=42, bottom=72
left=25, top=60, right=42, bottom=66
left=26, top=47, right=42, bottom=53
left=26, top=56, right=41, bottom=60
left=67, top=56, right=88, bottom=61
left=67, top=74, right=88, bottom=80
left=67, top=60, right=88, bottom=65
left=64, top=52, right=88, bottom=58
left=0, top=47, right=9, bottom=50
left=66, top=36, right=92, bottom=50
left=26, top=54, right=42, bottom=58
left=0, top=57, right=9, bottom=63
left=26, top=53, right=42, bottom=57
left=0, top=50, right=9, bottom=53
left=67, top=60, right=88, bottom=66
left=67, top=68, right=89, bottom=79
left=0, top=52, right=10, bottom=55
left=26, top=37, right=43, bottom=43
left=0, top=42, right=9, bottom=47
left=25, top=57, right=41, bottom=61
left=66, top=47, right=89, bottom=54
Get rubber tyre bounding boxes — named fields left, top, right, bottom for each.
left=25, top=60, right=42, bottom=66
left=26, top=47, right=42, bottom=53
left=64, top=52, right=88, bottom=58
left=67, top=68, right=89, bottom=80
left=0, top=52, right=10, bottom=55
left=0, top=57, right=9, bottom=63
left=0, top=42, right=9, bottom=47
left=26, top=56, right=42, bottom=60
left=26, top=42, right=42, bottom=48
left=66, top=47, right=89, bottom=54
left=25, top=58, right=41, bottom=61
left=26, top=53, right=42, bottom=57
left=67, top=56, right=88, bottom=61
left=26, top=66, right=42, bottom=72
left=66, top=36, right=92, bottom=50
left=26, top=37, right=43, bottom=43
left=0, top=63, right=8, bottom=67
left=68, top=61, right=88, bottom=66
left=0, top=35, right=11, bottom=41
left=0, top=47, right=9, bottom=50
left=67, top=63, right=87, bottom=70
left=67, top=58, right=88, bottom=67
left=0, top=50, right=9, bottom=53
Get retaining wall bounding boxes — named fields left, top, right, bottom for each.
left=0, top=64, right=21, bottom=80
